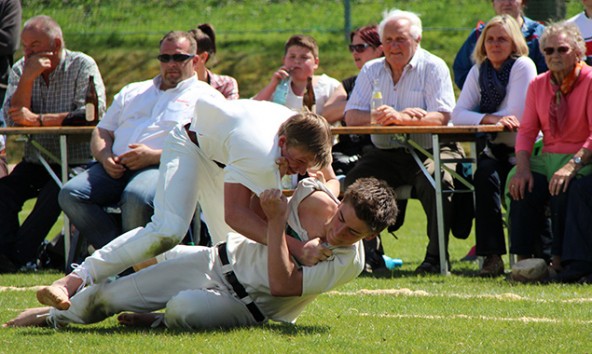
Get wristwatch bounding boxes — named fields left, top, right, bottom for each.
left=573, top=156, right=583, bottom=166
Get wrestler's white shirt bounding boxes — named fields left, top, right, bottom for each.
left=226, top=178, right=365, bottom=323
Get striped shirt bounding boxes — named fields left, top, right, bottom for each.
left=2, top=49, right=106, bottom=164
left=345, top=48, right=455, bottom=149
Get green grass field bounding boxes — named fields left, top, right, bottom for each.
left=3, top=1, right=591, bottom=352
left=2, top=200, right=592, bottom=352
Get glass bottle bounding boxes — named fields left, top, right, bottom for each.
left=85, top=75, right=99, bottom=123
left=303, top=76, right=316, bottom=112
left=370, top=79, right=383, bottom=125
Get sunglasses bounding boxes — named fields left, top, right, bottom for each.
left=542, top=46, right=570, bottom=56
left=157, top=53, right=195, bottom=63
left=348, top=43, right=372, bottom=53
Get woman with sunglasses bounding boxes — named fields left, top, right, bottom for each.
left=333, top=25, right=383, bottom=176
left=189, top=24, right=239, bottom=99
left=452, top=15, right=536, bottom=277
left=507, top=22, right=592, bottom=274
left=341, top=25, right=384, bottom=97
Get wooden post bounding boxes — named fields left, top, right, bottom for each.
left=523, top=0, right=566, bottom=23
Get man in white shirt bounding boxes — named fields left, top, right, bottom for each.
left=58, top=31, right=223, bottom=252
left=344, top=9, right=463, bottom=274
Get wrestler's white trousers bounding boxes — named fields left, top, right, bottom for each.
left=73, top=124, right=232, bottom=284
left=51, top=246, right=259, bottom=329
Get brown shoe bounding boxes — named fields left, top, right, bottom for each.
left=479, top=255, right=504, bottom=277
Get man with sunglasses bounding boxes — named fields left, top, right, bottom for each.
left=58, top=31, right=222, bottom=255
left=0, top=15, right=106, bottom=273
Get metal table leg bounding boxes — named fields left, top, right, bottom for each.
left=60, top=135, right=71, bottom=270
left=433, top=134, right=449, bottom=275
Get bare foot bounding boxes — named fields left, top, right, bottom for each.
left=37, top=285, right=71, bottom=310
left=118, top=312, right=164, bottom=328
left=3, top=307, right=51, bottom=327
left=36, top=274, right=83, bottom=310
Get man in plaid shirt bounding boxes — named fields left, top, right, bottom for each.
left=0, top=15, right=106, bottom=272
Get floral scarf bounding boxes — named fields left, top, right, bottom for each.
left=549, top=61, right=584, bottom=137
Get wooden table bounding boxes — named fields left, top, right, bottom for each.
left=0, top=126, right=95, bottom=267
left=331, top=124, right=506, bottom=275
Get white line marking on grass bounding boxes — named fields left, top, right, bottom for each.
left=327, top=288, right=592, bottom=303
left=0, top=286, right=44, bottom=292
left=358, top=312, right=592, bottom=324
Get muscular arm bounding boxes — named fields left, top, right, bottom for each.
left=227, top=182, right=332, bottom=266
left=261, top=189, right=303, bottom=297
left=224, top=183, right=268, bottom=244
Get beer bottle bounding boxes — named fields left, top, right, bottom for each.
left=303, top=76, right=316, bottom=112
left=85, top=75, right=99, bottom=124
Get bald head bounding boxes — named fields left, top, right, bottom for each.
left=23, top=15, right=64, bottom=47
left=21, top=15, right=64, bottom=75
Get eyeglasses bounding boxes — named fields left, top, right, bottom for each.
left=348, top=43, right=372, bottom=53
left=542, top=46, right=570, bottom=56
left=156, top=53, right=195, bottom=63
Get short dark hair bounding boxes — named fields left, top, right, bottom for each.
left=160, top=31, right=197, bottom=54
left=277, top=110, right=332, bottom=170
left=342, top=178, right=398, bottom=233
left=284, top=34, right=319, bottom=58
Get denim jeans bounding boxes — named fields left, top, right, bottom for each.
left=58, top=162, right=158, bottom=249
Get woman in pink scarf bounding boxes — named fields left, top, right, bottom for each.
left=508, top=22, right=592, bottom=272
